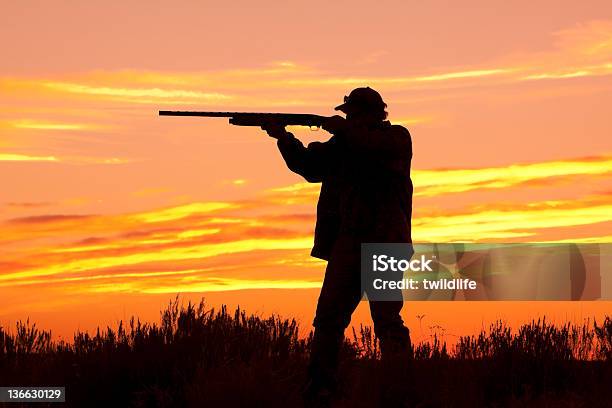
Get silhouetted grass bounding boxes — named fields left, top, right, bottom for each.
left=1, top=297, right=611, bottom=407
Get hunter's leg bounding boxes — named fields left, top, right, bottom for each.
left=308, top=238, right=362, bottom=394
left=369, top=299, right=412, bottom=359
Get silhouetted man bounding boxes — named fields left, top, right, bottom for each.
left=262, top=87, right=413, bottom=402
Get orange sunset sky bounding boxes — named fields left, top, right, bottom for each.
left=1, top=1, right=611, bottom=342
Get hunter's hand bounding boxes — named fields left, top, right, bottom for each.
left=261, top=123, right=289, bottom=139
left=322, top=115, right=347, bottom=134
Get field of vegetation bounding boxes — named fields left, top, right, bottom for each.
left=1, top=298, right=611, bottom=407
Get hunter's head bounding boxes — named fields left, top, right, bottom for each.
left=335, top=87, right=388, bottom=124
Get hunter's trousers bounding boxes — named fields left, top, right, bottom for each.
left=308, top=235, right=411, bottom=388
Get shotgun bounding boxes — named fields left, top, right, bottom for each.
left=159, top=111, right=329, bottom=128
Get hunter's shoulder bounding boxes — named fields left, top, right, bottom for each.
left=388, top=123, right=410, bottom=136
left=383, top=122, right=411, bottom=141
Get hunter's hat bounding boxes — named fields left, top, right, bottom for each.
left=335, top=87, right=386, bottom=112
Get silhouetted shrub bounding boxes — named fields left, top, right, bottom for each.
left=1, top=298, right=610, bottom=407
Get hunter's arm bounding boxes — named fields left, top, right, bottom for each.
left=276, top=133, right=334, bottom=183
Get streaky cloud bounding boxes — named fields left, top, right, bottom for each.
left=0, top=153, right=58, bottom=162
